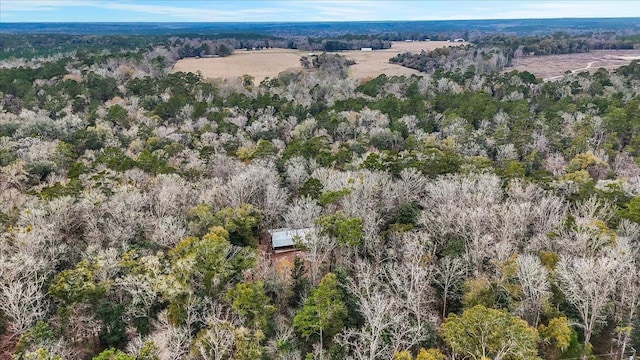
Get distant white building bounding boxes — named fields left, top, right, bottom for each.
left=405, top=39, right=414, bottom=42
left=361, top=47, right=373, bottom=51
left=268, top=228, right=313, bottom=253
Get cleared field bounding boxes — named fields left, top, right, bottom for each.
left=508, top=50, right=640, bottom=81
left=389, top=40, right=467, bottom=53
left=171, top=41, right=466, bottom=82
left=171, top=48, right=303, bottom=83
left=341, top=41, right=466, bottom=79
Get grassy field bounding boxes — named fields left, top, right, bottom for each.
left=171, top=41, right=466, bottom=82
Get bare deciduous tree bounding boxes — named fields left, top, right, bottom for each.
left=0, top=268, right=48, bottom=336
left=154, top=310, right=192, bottom=360
left=148, top=215, right=187, bottom=248
left=556, top=197, right=614, bottom=258
left=192, top=302, right=239, bottom=360
left=285, top=156, right=312, bottom=192
left=303, top=230, right=337, bottom=284
left=338, top=263, right=396, bottom=360
left=434, top=256, right=466, bottom=319
left=516, top=254, right=550, bottom=327
left=83, top=185, right=150, bottom=248
left=223, top=162, right=288, bottom=227
left=556, top=255, right=622, bottom=347
left=383, top=236, right=438, bottom=351
left=610, top=232, right=640, bottom=359
left=283, top=197, right=322, bottom=229
left=340, top=258, right=436, bottom=360
left=420, top=173, right=502, bottom=274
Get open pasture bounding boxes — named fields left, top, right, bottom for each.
left=171, top=41, right=466, bottom=82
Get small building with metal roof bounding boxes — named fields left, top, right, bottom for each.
left=268, top=228, right=312, bottom=253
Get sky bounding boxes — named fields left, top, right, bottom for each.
left=1, top=0, right=639, bottom=23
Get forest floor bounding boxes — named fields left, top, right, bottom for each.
left=507, top=49, right=640, bottom=80
left=171, top=41, right=466, bottom=82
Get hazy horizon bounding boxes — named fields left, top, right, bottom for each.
left=2, top=0, right=639, bottom=23
left=3, top=17, right=640, bottom=24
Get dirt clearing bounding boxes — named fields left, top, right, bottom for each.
left=508, top=50, right=640, bottom=81
left=171, top=41, right=466, bottom=81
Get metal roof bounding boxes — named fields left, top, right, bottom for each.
left=269, top=228, right=312, bottom=249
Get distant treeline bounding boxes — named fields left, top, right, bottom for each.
left=1, top=33, right=391, bottom=61
left=0, top=34, right=170, bottom=60
left=301, top=36, right=391, bottom=51
left=474, top=32, right=638, bottom=58
left=173, top=35, right=391, bottom=57
left=3, top=18, right=639, bottom=36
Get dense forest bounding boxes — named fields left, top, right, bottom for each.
left=1, top=26, right=640, bottom=360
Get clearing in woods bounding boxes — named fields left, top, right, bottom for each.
left=173, top=42, right=640, bottom=82
left=171, top=41, right=466, bottom=82
left=509, top=50, right=640, bottom=81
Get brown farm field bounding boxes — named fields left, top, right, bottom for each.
left=171, top=41, right=466, bottom=82
left=171, top=48, right=303, bottom=83
left=509, top=50, right=640, bottom=80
